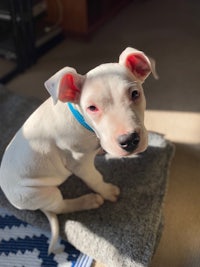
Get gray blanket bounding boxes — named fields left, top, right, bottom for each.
left=0, top=86, right=174, bottom=267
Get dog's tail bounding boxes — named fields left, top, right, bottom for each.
left=42, top=210, right=59, bottom=255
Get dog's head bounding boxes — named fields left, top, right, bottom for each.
left=45, top=47, right=157, bottom=157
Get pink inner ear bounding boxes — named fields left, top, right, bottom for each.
left=126, top=54, right=150, bottom=78
left=58, top=74, right=80, bottom=102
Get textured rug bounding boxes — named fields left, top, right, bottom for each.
left=0, top=86, right=175, bottom=267
left=0, top=207, right=93, bottom=267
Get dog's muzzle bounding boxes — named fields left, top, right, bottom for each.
left=117, top=132, right=140, bottom=152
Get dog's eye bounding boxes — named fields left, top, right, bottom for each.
left=131, top=90, right=140, bottom=101
left=87, top=105, right=98, bottom=112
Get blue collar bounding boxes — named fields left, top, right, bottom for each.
left=67, top=102, right=94, bottom=132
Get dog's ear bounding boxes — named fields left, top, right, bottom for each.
left=119, top=47, right=158, bottom=82
left=44, top=67, right=85, bottom=104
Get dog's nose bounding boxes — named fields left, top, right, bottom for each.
left=117, top=132, right=140, bottom=152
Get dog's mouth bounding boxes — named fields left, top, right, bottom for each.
left=100, top=130, right=148, bottom=157
left=100, top=141, right=148, bottom=157
left=102, top=146, right=146, bottom=158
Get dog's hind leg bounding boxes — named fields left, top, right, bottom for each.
left=12, top=186, right=104, bottom=254
left=41, top=188, right=104, bottom=254
left=41, top=187, right=104, bottom=214
left=13, top=185, right=104, bottom=213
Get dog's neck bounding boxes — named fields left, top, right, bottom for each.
left=67, top=102, right=94, bottom=133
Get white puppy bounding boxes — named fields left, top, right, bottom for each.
left=0, top=47, right=157, bottom=253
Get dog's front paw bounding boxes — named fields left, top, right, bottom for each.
left=82, top=193, right=104, bottom=210
left=100, top=183, right=120, bottom=202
